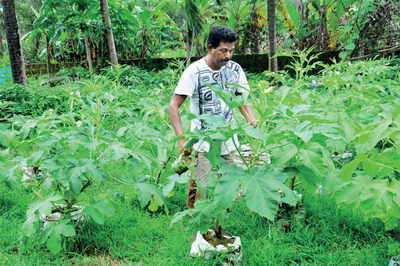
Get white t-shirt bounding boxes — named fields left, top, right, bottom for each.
left=174, top=58, right=249, bottom=155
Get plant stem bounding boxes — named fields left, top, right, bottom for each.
left=215, top=219, right=222, bottom=239
left=232, top=137, right=250, bottom=169
left=155, top=154, right=172, bottom=184
left=290, top=175, right=296, bottom=190
left=110, top=175, right=132, bottom=185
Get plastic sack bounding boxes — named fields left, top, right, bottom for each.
left=389, top=256, right=400, bottom=266
left=190, top=230, right=242, bottom=264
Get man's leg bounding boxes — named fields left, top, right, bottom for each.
left=186, top=152, right=212, bottom=209
left=221, top=153, right=234, bottom=165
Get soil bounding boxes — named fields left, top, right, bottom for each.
left=202, top=230, right=235, bottom=248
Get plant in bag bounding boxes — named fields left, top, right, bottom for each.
left=14, top=114, right=116, bottom=253
left=168, top=83, right=300, bottom=260
left=1, top=83, right=131, bottom=254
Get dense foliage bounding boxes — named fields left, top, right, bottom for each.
left=0, top=56, right=399, bottom=261
left=0, top=0, right=399, bottom=264
left=1, top=0, right=399, bottom=65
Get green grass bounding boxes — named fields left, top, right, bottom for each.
left=0, top=182, right=397, bottom=265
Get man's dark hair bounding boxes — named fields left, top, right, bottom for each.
left=207, top=26, right=238, bottom=49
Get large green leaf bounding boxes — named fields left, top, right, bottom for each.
left=355, top=119, right=392, bottom=153
left=299, top=148, right=328, bottom=178
left=338, top=154, right=365, bottom=181
left=244, top=166, right=299, bottom=220
left=83, top=200, right=114, bottom=225
left=205, top=138, right=223, bottom=167
left=214, top=164, right=243, bottom=206
left=293, top=121, right=313, bottom=143
left=22, top=195, right=63, bottom=236
left=47, top=231, right=62, bottom=254
left=335, top=176, right=400, bottom=230
left=338, top=112, right=359, bottom=142
left=243, top=125, right=266, bottom=141
left=134, top=183, right=167, bottom=213
left=163, top=174, right=189, bottom=197
left=104, top=143, right=132, bottom=161
left=69, top=174, right=83, bottom=195
left=270, top=143, right=297, bottom=166
left=55, top=223, right=76, bottom=237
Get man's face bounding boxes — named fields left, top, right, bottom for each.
left=209, top=42, right=235, bottom=69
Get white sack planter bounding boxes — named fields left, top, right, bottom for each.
left=190, top=230, right=242, bottom=264
left=40, top=204, right=84, bottom=228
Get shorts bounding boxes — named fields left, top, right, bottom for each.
left=186, top=152, right=233, bottom=209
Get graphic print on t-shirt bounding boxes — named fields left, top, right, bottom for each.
left=196, top=61, right=241, bottom=127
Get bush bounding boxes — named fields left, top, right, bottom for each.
left=0, top=83, right=70, bottom=119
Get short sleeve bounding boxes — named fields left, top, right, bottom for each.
left=174, top=65, right=197, bottom=96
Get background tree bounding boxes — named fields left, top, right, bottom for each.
left=16, top=0, right=43, bottom=61
left=224, top=0, right=250, bottom=53
left=100, top=0, right=118, bottom=65
left=2, top=0, right=27, bottom=85
left=1, top=0, right=398, bottom=67
left=240, top=0, right=267, bottom=54
left=268, top=0, right=278, bottom=72
left=351, top=0, right=400, bottom=58
left=183, top=0, right=204, bottom=64
left=0, top=8, right=5, bottom=56
left=35, top=0, right=99, bottom=73
left=0, top=29, right=3, bottom=56
left=311, top=0, right=330, bottom=51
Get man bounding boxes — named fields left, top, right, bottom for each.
left=168, top=26, right=257, bottom=209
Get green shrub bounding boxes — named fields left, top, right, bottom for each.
left=0, top=83, right=70, bottom=119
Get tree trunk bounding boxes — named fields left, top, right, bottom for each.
left=298, top=0, right=305, bottom=26
left=100, top=0, right=118, bottom=66
left=268, top=0, right=278, bottom=72
left=0, top=30, right=4, bottom=56
left=84, top=34, right=93, bottom=71
left=317, top=1, right=329, bottom=51
left=31, top=31, right=42, bottom=60
left=46, top=34, right=51, bottom=76
left=2, top=0, right=27, bottom=85
left=185, top=29, right=193, bottom=66
left=141, top=27, right=148, bottom=59
left=90, top=38, right=96, bottom=65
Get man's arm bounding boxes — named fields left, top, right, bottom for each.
left=236, top=65, right=257, bottom=127
left=239, top=102, right=257, bottom=127
left=168, top=93, right=190, bottom=153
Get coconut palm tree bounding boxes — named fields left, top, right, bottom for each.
left=2, top=0, right=27, bottom=85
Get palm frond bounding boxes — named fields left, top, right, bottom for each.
left=184, top=0, right=204, bottom=37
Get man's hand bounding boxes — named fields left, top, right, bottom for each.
left=239, top=102, right=257, bottom=128
left=247, top=119, right=257, bottom=127
left=178, top=138, right=193, bottom=155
